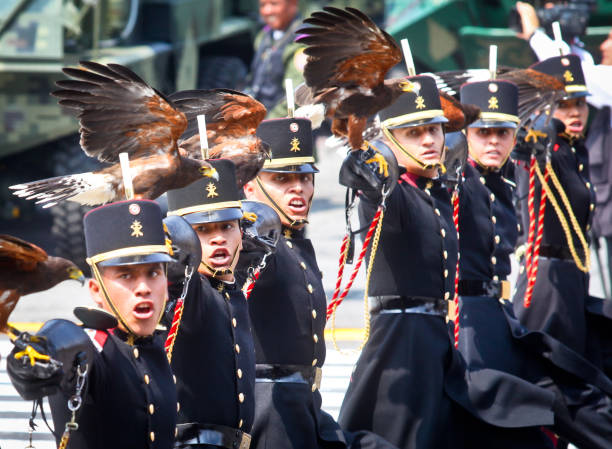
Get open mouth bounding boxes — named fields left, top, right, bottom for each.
left=287, top=197, right=308, bottom=215
left=133, top=301, right=154, bottom=320
left=209, top=248, right=231, bottom=267
left=421, top=150, right=440, bottom=160
left=567, top=120, right=583, bottom=134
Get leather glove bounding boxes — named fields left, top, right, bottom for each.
left=443, top=131, right=468, bottom=186
left=512, top=115, right=565, bottom=163
left=163, top=215, right=202, bottom=288
left=339, top=142, right=399, bottom=195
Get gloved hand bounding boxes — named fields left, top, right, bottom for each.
left=443, top=131, right=468, bottom=186
left=163, top=215, right=202, bottom=288
left=339, top=142, right=399, bottom=194
left=512, top=115, right=565, bottom=164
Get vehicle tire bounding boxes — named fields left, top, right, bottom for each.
left=197, top=56, right=248, bottom=90
left=50, top=136, right=100, bottom=274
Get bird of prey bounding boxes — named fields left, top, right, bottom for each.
left=168, top=89, right=270, bottom=189
left=10, top=61, right=218, bottom=207
left=294, top=7, right=480, bottom=150
left=0, top=235, right=85, bottom=333
left=429, top=68, right=566, bottom=128
left=295, top=6, right=406, bottom=150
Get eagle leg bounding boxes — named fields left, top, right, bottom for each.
left=0, top=290, right=20, bottom=334
left=347, top=115, right=367, bottom=150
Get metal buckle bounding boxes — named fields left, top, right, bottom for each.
left=500, top=280, right=511, bottom=301
left=240, top=432, right=252, bottom=449
left=312, top=367, right=322, bottom=392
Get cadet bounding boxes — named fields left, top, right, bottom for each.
left=7, top=199, right=178, bottom=448
left=242, top=117, right=396, bottom=449
left=511, top=55, right=612, bottom=366
left=165, top=159, right=256, bottom=449
left=457, top=79, right=612, bottom=449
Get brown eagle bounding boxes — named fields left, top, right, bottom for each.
left=295, top=7, right=479, bottom=149
left=0, top=235, right=85, bottom=333
left=168, top=89, right=270, bottom=189
left=10, top=61, right=217, bottom=207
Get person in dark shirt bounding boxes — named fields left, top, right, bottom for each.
left=166, top=159, right=256, bottom=449
left=7, top=199, right=178, bottom=449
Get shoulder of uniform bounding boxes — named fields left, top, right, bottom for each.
left=73, top=306, right=118, bottom=330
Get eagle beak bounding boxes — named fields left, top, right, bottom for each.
left=70, top=269, right=86, bottom=286
left=201, top=166, right=219, bottom=181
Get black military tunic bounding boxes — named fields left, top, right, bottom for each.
left=245, top=226, right=396, bottom=449
left=169, top=273, right=255, bottom=446
left=337, top=161, right=475, bottom=449
left=25, top=320, right=177, bottom=449
left=513, top=136, right=601, bottom=359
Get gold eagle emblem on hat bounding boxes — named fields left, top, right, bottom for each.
left=290, top=137, right=301, bottom=152
left=415, top=96, right=426, bottom=110
left=130, top=220, right=144, bottom=238
left=563, top=70, right=574, bottom=83
left=206, top=182, right=219, bottom=198
left=488, top=96, right=499, bottom=110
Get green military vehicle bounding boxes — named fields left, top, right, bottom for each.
left=385, top=0, right=612, bottom=72
left=0, top=0, right=260, bottom=268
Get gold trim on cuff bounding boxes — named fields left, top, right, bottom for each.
left=167, top=201, right=243, bottom=217
left=381, top=109, right=444, bottom=128
left=87, top=245, right=170, bottom=265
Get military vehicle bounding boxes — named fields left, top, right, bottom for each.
left=385, top=0, right=612, bottom=72
left=0, top=0, right=260, bottom=269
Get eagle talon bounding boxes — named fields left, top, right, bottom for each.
left=365, top=153, right=389, bottom=178
left=14, top=345, right=51, bottom=367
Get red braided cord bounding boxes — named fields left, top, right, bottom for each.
left=164, top=297, right=185, bottom=360
left=332, top=235, right=350, bottom=301
left=524, top=157, right=537, bottom=278
left=452, top=188, right=460, bottom=349
left=245, top=270, right=261, bottom=300
left=326, top=207, right=383, bottom=320
left=524, top=166, right=549, bottom=308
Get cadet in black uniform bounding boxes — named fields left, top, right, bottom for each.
left=7, top=199, right=178, bottom=449
left=512, top=55, right=612, bottom=366
left=165, top=159, right=256, bottom=449
left=242, top=118, right=396, bottom=449
left=336, top=75, right=505, bottom=449
left=457, top=79, right=612, bottom=449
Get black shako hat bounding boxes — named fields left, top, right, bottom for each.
left=531, top=54, right=589, bottom=99
left=379, top=75, right=449, bottom=129
left=460, top=80, right=520, bottom=129
left=256, top=117, right=319, bottom=173
left=84, top=199, right=173, bottom=267
left=166, top=158, right=243, bottom=225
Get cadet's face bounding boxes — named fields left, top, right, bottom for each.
left=259, top=0, right=298, bottom=31
left=193, top=220, right=242, bottom=282
left=467, top=127, right=516, bottom=169
left=389, top=123, right=444, bottom=178
left=554, top=97, right=589, bottom=137
left=243, top=171, right=314, bottom=229
left=89, top=263, right=167, bottom=337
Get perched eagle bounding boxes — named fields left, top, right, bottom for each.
left=168, top=89, right=270, bottom=189
left=0, top=235, right=85, bottom=333
left=10, top=61, right=218, bottom=207
left=430, top=68, right=566, bottom=128
left=295, top=7, right=479, bottom=149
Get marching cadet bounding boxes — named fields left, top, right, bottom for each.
left=165, top=159, right=256, bottom=449
left=511, top=54, right=612, bottom=367
left=7, top=199, right=178, bottom=448
left=335, top=75, right=503, bottom=449
left=242, top=117, right=397, bottom=449
left=457, top=79, right=612, bottom=449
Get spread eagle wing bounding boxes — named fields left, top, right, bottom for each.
left=52, top=60, right=188, bottom=162
left=430, top=67, right=566, bottom=127
left=296, top=6, right=402, bottom=97
left=0, top=234, right=47, bottom=272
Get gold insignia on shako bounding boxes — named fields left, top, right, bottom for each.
left=130, top=220, right=144, bottom=238
left=290, top=137, right=301, bottom=152
left=415, top=95, right=426, bottom=110
left=290, top=122, right=299, bottom=132
left=488, top=83, right=498, bottom=93
left=206, top=182, right=219, bottom=198
left=283, top=228, right=293, bottom=239
left=563, top=70, right=574, bottom=83
left=129, top=203, right=141, bottom=215
left=488, top=96, right=499, bottom=110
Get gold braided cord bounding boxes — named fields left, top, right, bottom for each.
left=534, top=162, right=590, bottom=272
left=330, top=208, right=385, bottom=354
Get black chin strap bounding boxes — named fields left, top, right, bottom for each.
left=255, top=176, right=309, bottom=228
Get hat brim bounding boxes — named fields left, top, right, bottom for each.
left=98, top=252, right=174, bottom=267
left=182, top=207, right=243, bottom=224
left=262, top=163, right=319, bottom=174
left=386, top=115, right=449, bottom=130
left=469, top=119, right=518, bottom=129
left=562, top=91, right=590, bottom=100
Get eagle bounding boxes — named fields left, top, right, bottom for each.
left=10, top=60, right=218, bottom=207
left=168, top=88, right=270, bottom=189
left=429, top=68, right=566, bottom=128
left=0, top=235, right=85, bottom=333
left=295, top=7, right=479, bottom=150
